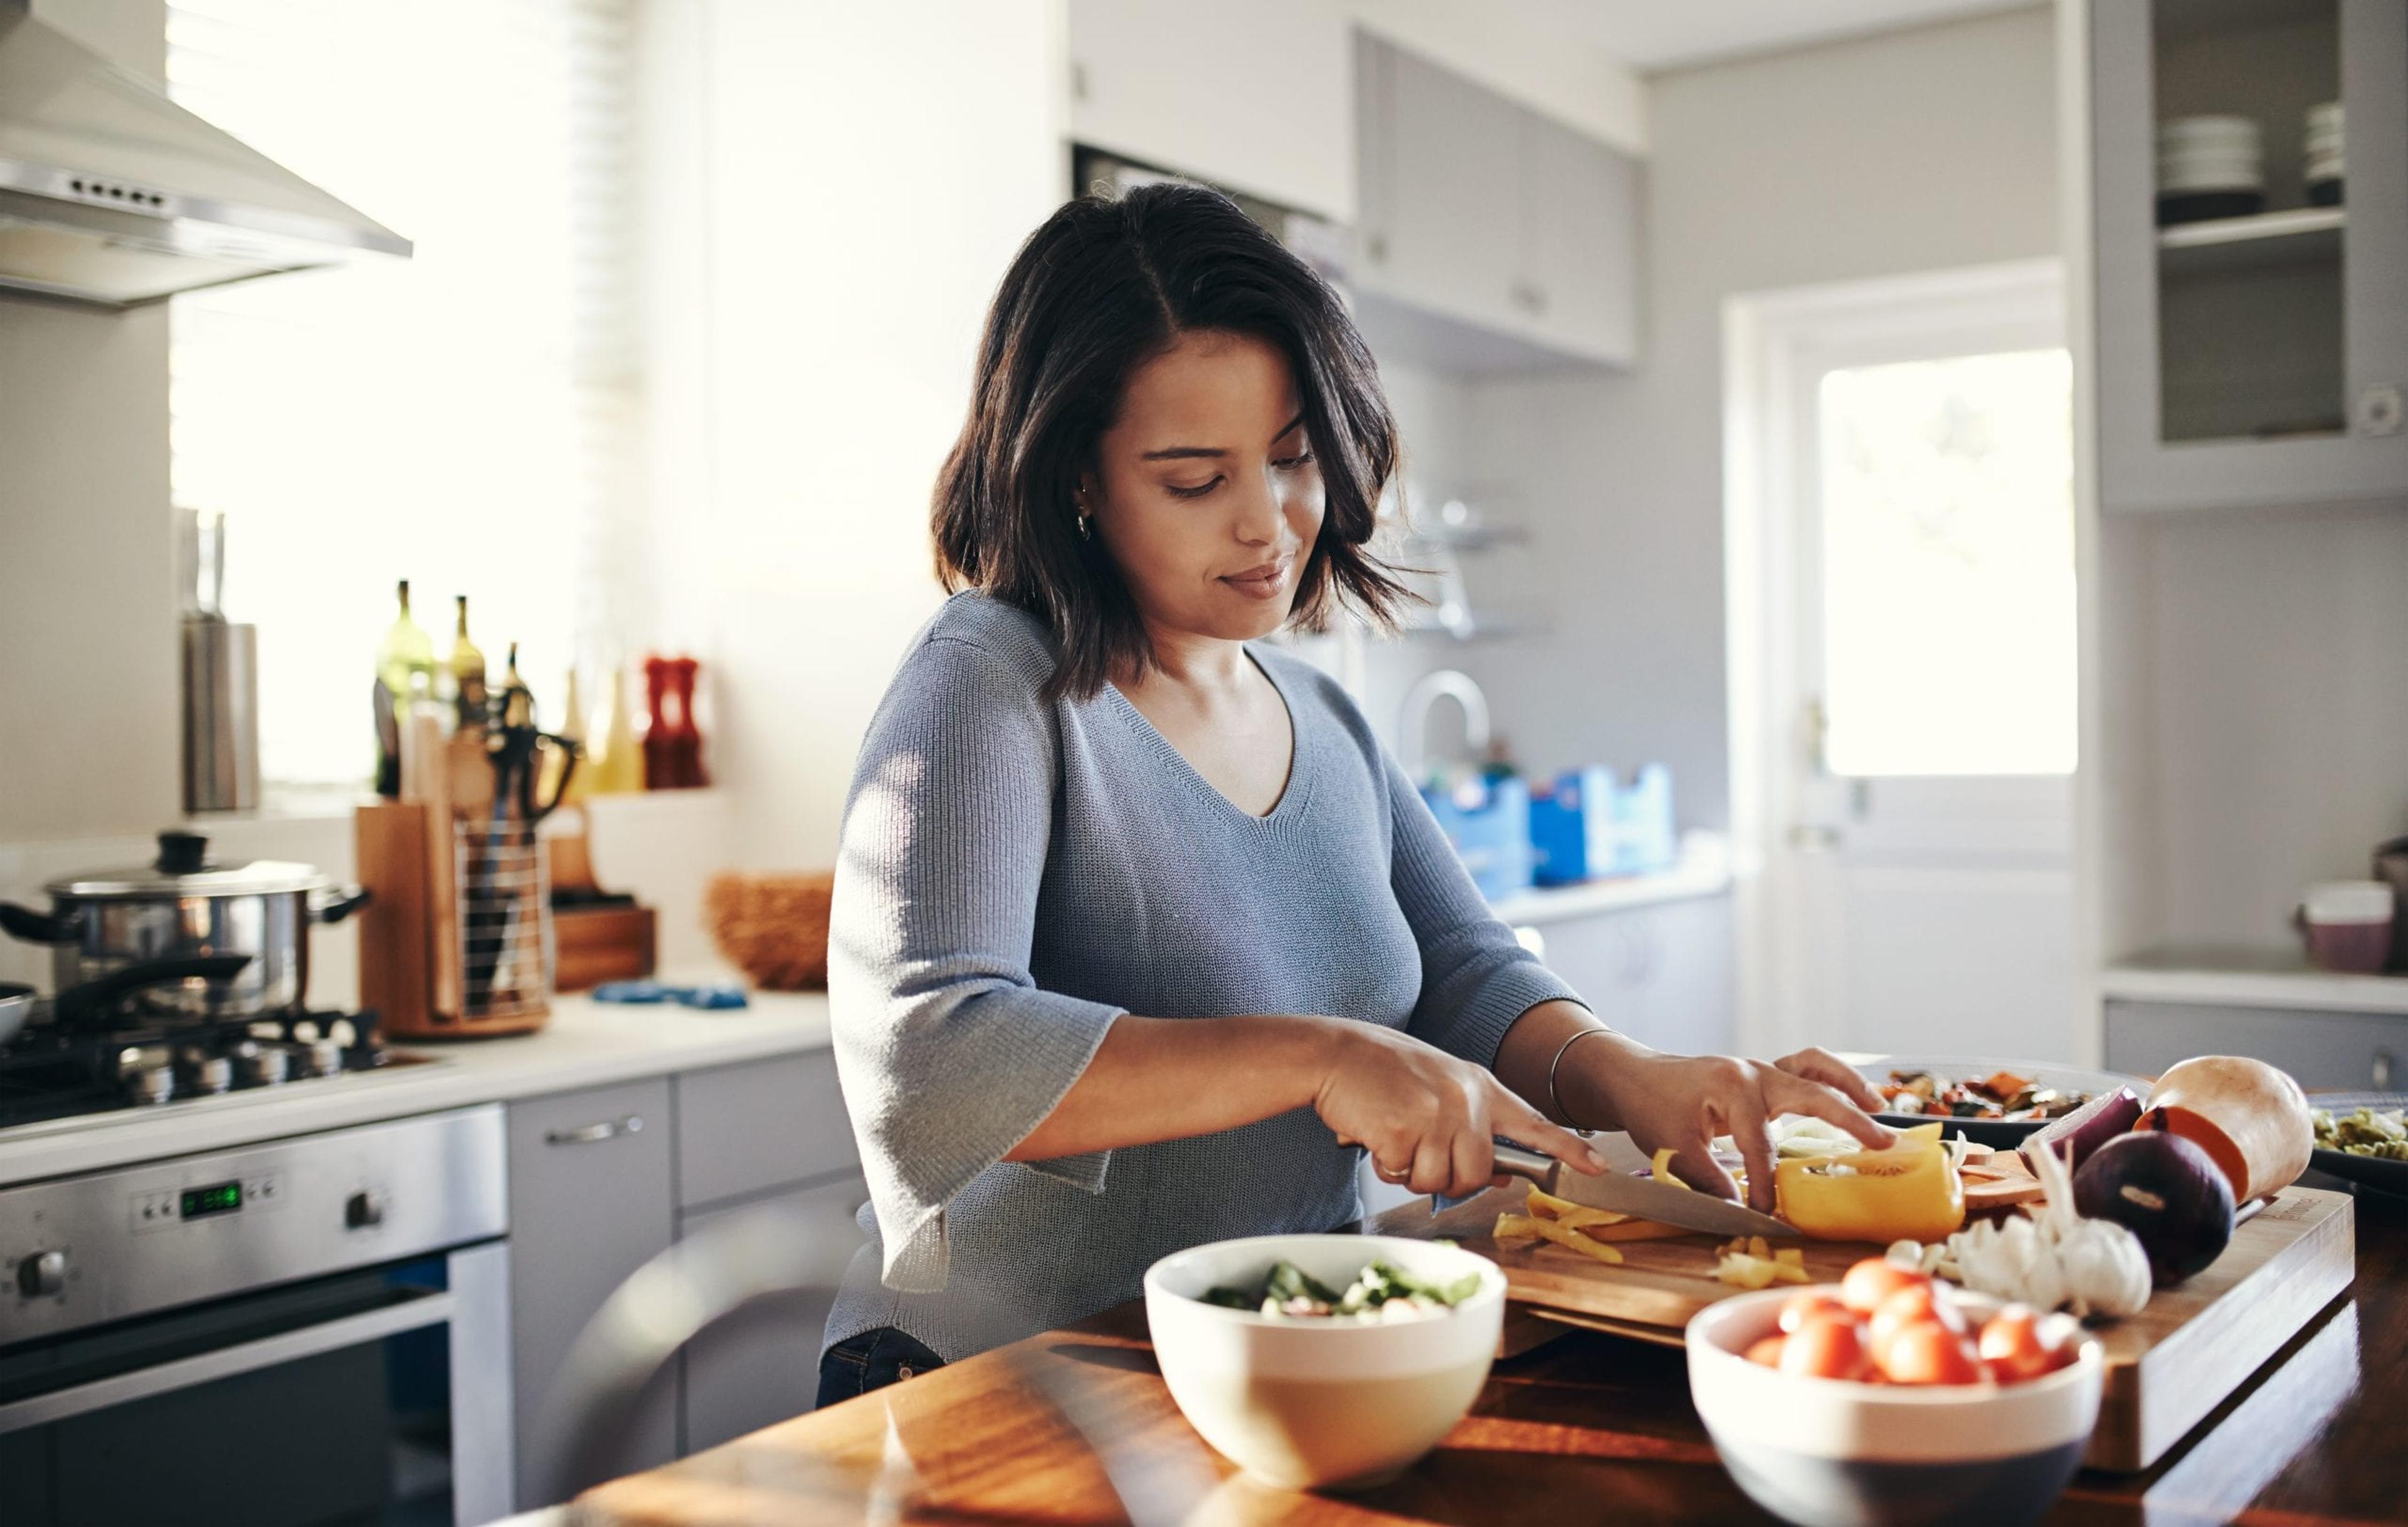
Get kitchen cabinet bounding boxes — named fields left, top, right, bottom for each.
left=509, top=1052, right=867, bottom=1506
left=675, top=1051, right=857, bottom=1208
left=2089, top=0, right=2408, bottom=511
left=1523, top=895, right=1735, bottom=1055
left=679, top=1173, right=869, bottom=1453
left=2106, top=999, right=2405, bottom=1091
left=1355, top=33, right=1640, bottom=369
left=1066, top=0, right=1353, bottom=219
left=508, top=1078, right=679, bottom=1509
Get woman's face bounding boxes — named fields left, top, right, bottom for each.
left=1084, top=329, right=1325, bottom=645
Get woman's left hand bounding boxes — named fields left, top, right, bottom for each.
left=1565, top=1041, right=1893, bottom=1213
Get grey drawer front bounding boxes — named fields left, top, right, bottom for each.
left=680, top=1174, right=868, bottom=1451
left=507, top=1077, right=677, bottom=1507
left=2105, top=1000, right=2407, bottom=1092
left=676, top=1051, right=858, bottom=1209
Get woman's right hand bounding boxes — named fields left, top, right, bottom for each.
left=1309, top=1020, right=1609, bottom=1198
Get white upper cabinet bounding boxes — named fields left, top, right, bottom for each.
left=1355, top=33, right=1641, bottom=369
left=2090, top=0, right=2408, bottom=510
left=1521, top=110, right=1641, bottom=366
left=1067, top=0, right=1355, bottom=221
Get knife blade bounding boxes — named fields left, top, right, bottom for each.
left=1491, top=1140, right=1800, bottom=1239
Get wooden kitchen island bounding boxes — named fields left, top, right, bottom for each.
left=571, top=1188, right=2408, bottom=1527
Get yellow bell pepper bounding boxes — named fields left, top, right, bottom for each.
left=1774, top=1122, right=1965, bottom=1244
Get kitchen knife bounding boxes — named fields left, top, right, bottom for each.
left=1491, top=1140, right=1800, bottom=1239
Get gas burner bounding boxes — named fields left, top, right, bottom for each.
left=234, top=1044, right=288, bottom=1087
left=0, top=1006, right=421, bottom=1129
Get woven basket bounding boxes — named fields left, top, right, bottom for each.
left=704, top=870, right=834, bottom=990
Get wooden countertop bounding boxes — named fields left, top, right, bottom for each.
left=573, top=1186, right=2408, bottom=1526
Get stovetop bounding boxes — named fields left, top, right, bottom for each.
left=0, top=1005, right=428, bottom=1130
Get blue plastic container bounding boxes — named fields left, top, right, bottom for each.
left=1527, top=764, right=1676, bottom=885
left=1421, top=774, right=1533, bottom=900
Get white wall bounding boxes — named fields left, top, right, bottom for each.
left=0, top=0, right=177, bottom=845
left=2128, top=504, right=2408, bottom=951
left=642, top=0, right=1069, bottom=871
left=1444, top=6, right=2059, bottom=832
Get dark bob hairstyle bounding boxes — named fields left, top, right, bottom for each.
left=932, top=182, right=1412, bottom=700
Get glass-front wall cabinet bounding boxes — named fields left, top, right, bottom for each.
left=2091, top=0, right=2408, bottom=511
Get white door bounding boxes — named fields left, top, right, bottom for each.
left=1727, top=262, right=2081, bottom=1065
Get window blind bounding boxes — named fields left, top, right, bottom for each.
left=167, top=0, right=640, bottom=785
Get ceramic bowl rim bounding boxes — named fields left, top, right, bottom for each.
left=1144, top=1233, right=1508, bottom=1330
left=1687, top=1283, right=2103, bottom=1407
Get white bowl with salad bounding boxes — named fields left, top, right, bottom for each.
left=1143, top=1233, right=1505, bottom=1491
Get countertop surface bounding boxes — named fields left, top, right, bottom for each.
left=572, top=1189, right=2408, bottom=1527
left=0, top=989, right=832, bottom=1188
left=1486, top=833, right=1731, bottom=927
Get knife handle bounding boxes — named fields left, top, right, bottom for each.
left=1490, top=1143, right=1556, bottom=1186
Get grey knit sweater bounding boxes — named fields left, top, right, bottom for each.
left=823, top=593, right=1579, bottom=1361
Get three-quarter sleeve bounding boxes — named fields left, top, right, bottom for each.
left=1384, top=752, right=1583, bottom=1067
left=828, top=635, right=1125, bottom=1294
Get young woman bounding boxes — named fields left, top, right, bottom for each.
left=820, top=184, right=1888, bottom=1406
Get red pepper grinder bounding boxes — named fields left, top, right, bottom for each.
left=641, top=654, right=675, bottom=790
left=667, top=655, right=708, bottom=788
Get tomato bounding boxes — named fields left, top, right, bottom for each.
left=1867, top=1280, right=1968, bottom=1351
left=1977, top=1305, right=2071, bottom=1384
left=1839, top=1257, right=1928, bottom=1316
left=1873, top=1319, right=1987, bottom=1385
left=1779, top=1312, right=1872, bottom=1382
left=1745, top=1334, right=1788, bottom=1368
left=1777, top=1290, right=1853, bottom=1334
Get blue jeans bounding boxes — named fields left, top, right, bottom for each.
left=815, top=1326, right=946, bottom=1410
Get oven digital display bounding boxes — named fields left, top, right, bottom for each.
left=181, top=1181, right=243, bottom=1219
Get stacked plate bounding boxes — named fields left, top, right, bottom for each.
left=2157, top=114, right=2265, bottom=225
left=2305, top=100, right=2343, bottom=206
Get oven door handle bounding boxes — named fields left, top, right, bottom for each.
left=0, top=1286, right=455, bottom=1435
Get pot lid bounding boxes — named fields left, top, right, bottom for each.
left=45, top=830, right=331, bottom=899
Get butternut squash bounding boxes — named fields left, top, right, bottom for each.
left=2134, top=1055, right=2313, bottom=1203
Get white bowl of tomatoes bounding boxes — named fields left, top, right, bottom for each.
left=1686, top=1257, right=2102, bottom=1527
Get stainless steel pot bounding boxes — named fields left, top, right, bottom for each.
left=0, top=832, right=367, bottom=1021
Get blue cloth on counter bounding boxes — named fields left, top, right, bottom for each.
left=826, top=592, right=1581, bottom=1363
left=591, top=980, right=749, bottom=1009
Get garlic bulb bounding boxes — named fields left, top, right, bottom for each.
left=1940, top=1138, right=2151, bottom=1320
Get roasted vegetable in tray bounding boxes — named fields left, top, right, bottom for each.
left=2312, top=1104, right=2408, bottom=1160
left=1878, top=1067, right=2093, bottom=1122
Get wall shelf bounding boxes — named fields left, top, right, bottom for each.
left=2104, top=949, right=2408, bottom=1017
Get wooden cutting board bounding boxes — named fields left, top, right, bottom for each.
left=1405, top=1183, right=2355, bottom=1472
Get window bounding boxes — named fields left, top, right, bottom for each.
left=1815, top=348, right=2076, bottom=778
left=167, top=0, right=640, bottom=785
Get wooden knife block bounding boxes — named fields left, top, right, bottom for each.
left=357, top=801, right=552, bottom=1038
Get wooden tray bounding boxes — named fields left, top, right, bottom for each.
left=1406, top=1183, right=2356, bottom=1472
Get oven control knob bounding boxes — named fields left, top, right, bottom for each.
left=345, top=1190, right=386, bottom=1230
left=16, top=1249, right=66, bottom=1298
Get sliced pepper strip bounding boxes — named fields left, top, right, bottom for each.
left=1494, top=1212, right=1627, bottom=1264
left=1524, top=1183, right=1632, bottom=1230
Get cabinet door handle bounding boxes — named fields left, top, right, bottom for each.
left=546, top=1115, right=643, bottom=1147
left=2374, top=1050, right=2395, bottom=1092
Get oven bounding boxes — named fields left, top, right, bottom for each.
left=0, top=1106, right=510, bottom=1527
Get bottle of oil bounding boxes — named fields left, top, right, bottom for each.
left=374, top=579, right=435, bottom=700
left=448, top=595, right=488, bottom=729
left=371, top=579, right=435, bottom=795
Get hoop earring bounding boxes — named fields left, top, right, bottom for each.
left=1077, top=511, right=1093, bottom=542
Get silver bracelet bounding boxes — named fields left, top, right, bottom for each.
left=1547, top=1025, right=1619, bottom=1129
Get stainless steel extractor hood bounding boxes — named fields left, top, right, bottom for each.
left=0, top=0, right=409, bottom=308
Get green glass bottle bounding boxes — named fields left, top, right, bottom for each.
left=374, top=579, right=436, bottom=701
